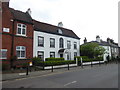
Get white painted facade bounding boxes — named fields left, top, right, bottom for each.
left=33, top=31, right=80, bottom=61
left=102, top=46, right=111, bottom=61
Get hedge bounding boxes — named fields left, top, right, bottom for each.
left=40, top=60, right=76, bottom=66
left=32, top=57, right=42, bottom=65
left=75, top=56, right=89, bottom=60
left=2, top=63, right=10, bottom=70
left=45, top=57, right=64, bottom=61
left=75, top=56, right=103, bottom=63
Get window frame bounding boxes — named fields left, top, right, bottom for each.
left=50, top=52, right=55, bottom=58
left=16, top=46, right=26, bottom=59
left=38, top=36, right=44, bottom=47
left=74, top=52, right=77, bottom=57
left=50, top=38, right=55, bottom=48
left=59, top=38, right=64, bottom=48
left=0, top=49, right=7, bottom=59
left=74, top=42, right=77, bottom=49
left=58, top=29, right=63, bottom=34
left=37, top=51, right=44, bottom=60
left=67, top=40, right=71, bottom=49
left=17, top=23, right=27, bottom=36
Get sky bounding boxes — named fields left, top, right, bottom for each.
left=9, top=0, right=119, bottom=45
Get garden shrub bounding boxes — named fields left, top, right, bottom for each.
left=45, top=57, right=64, bottom=61
left=40, top=60, right=76, bottom=66
left=32, top=57, right=42, bottom=66
left=2, top=63, right=10, bottom=70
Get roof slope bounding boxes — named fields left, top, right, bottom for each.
left=81, top=41, right=119, bottom=48
left=33, top=20, right=80, bottom=39
left=9, top=8, right=33, bottom=24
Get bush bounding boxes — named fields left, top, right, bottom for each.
left=82, top=58, right=92, bottom=62
left=75, top=56, right=88, bottom=60
left=40, top=60, right=76, bottom=66
left=15, top=63, right=29, bottom=69
left=32, top=57, right=42, bottom=66
left=45, top=57, right=64, bottom=61
left=2, top=63, right=10, bottom=70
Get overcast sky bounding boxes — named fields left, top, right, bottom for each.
left=10, top=0, right=119, bottom=44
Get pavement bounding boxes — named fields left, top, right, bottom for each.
left=2, top=65, right=81, bottom=81
left=1, top=62, right=118, bottom=81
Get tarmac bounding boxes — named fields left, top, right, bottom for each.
left=1, top=62, right=109, bottom=82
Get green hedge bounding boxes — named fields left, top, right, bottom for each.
left=32, top=57, right=42, bottom=65
left=15, top=63, right=29, bottom=68
left=75, top=56, right=103, bottom=63
left=40, top=60, right=76, bottom=66
left=92, top=57, right=103, bottom=61
left=45, top=57, right=64, bottom=61
left=2, top=63, right=10, bottom=70
left=75, top=56, right=89, bottom=60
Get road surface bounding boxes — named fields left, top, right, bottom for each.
left=2, top=63, right=118, bottom=88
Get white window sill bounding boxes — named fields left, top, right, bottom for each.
left=0, top=58, right=7, bottom=59
left=17, top=58, right=26, bottom=59
left=16, top=34, right=27, bottom=37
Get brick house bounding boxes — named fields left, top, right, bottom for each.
left=1, top=1, right=34, bottom=69
left=1, top=0, right=80, bottom=69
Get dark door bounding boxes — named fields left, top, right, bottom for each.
left=60, top=54, right=63, bottom=58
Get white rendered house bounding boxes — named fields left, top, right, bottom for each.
left=96, top=36, right=119, bottom=61
left=33, top=20, right=80, bottom=61
left=82, top=36, right=119, bottom=61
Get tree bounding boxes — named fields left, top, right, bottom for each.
left=80, top=42, right=105, bottom=58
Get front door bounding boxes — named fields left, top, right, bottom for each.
left=60, top=54, right=63, bottom=58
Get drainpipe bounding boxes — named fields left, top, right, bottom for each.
left=10, top=19, right=15, bottom=68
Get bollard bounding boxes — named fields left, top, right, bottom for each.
left=51, top=65, right=53, bottom=72
left=99, top=61, right=101, bottom=66
left=91, top=61, right=92, bottom=67
left=43, top=60, right=44, bottom=70
left=81, top=58, right=83, bottom=68
left=81, top=63, right=83, bottom=68
left=68, top=63, right=69, bottom=70
left=26, top=66, right=28, bottom=75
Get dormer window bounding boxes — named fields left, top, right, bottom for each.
left=58, top=29, right=62, bottom=34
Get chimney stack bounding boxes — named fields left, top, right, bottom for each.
left=26, top=8, right=31, bottom=16
left=96, top=35, right=101, bottom=43
left=58, top=22, right=63, bottom=27
left=84, top=37, right=87, bottom=43
left=2, top=0, right=10, bottom=8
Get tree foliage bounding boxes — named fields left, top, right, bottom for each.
left=80, top=42, right=105, bottom=58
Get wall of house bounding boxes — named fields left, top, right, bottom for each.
left=13, top=21, right=33, bottom=64
left=1, top=2, right=13, bottom=64
left=33, top=31, right=80, bottom=61
left=111, top=47, right=119, bottom=58
left=1, top=2, right=34, bottom=67
left=102, top=46, right=111, bottom=61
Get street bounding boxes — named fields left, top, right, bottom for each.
left=2, top=63, right=118, bottom=88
